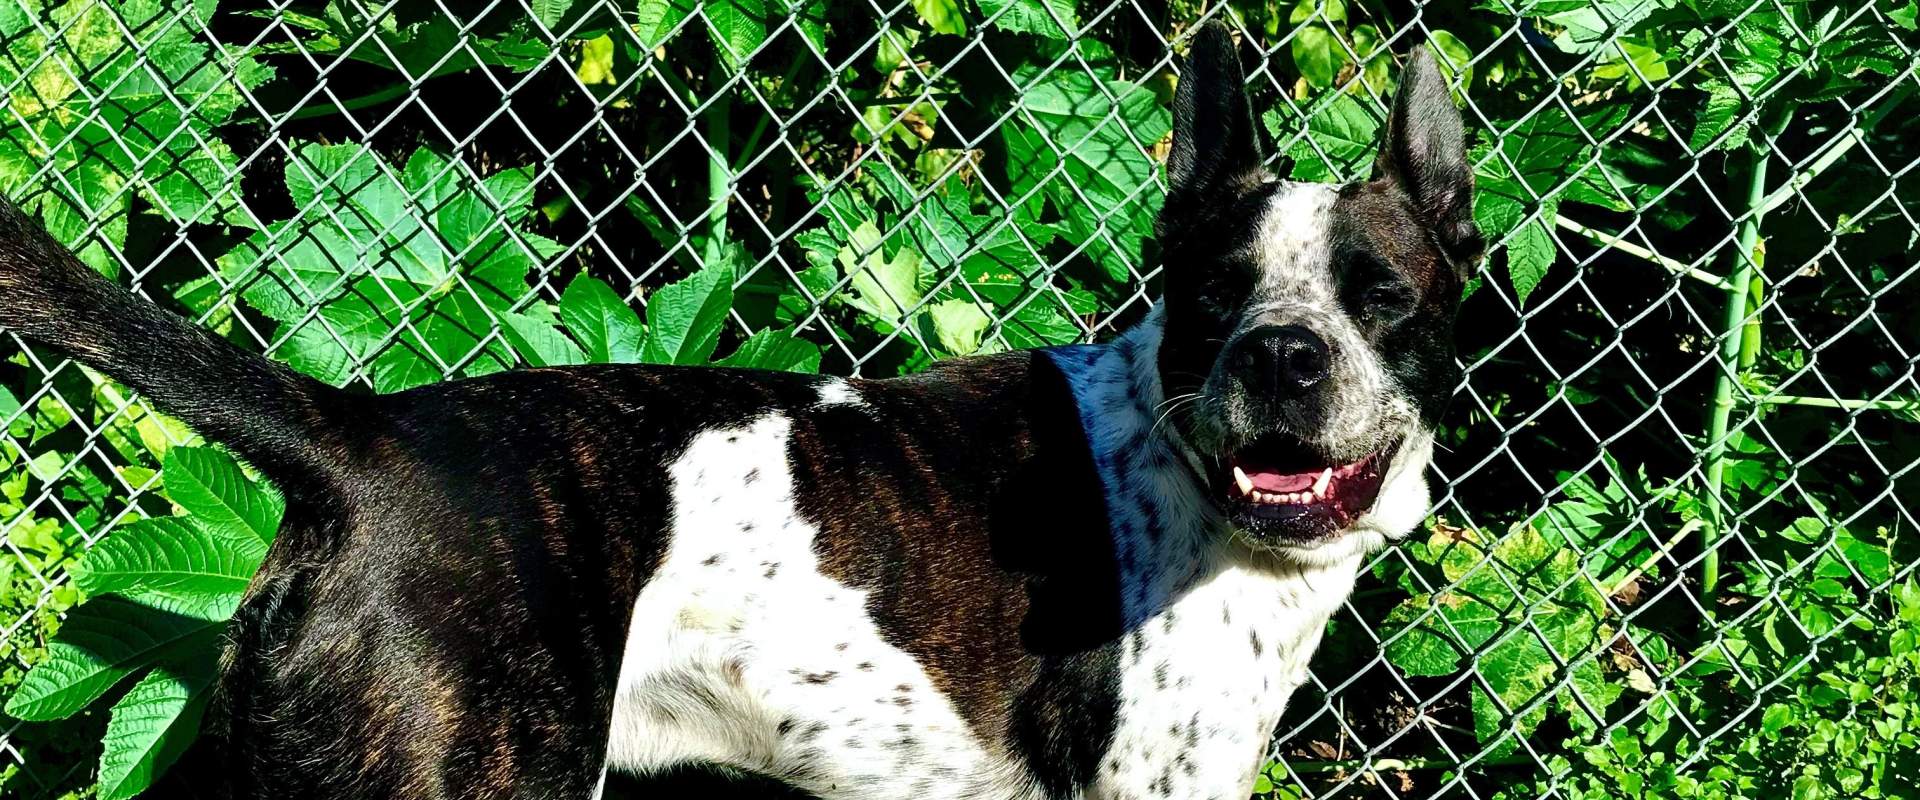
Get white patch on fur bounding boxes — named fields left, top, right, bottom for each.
left=1205, top=182, right=1410, bottom=457
left=816, top=379, right=864, bottom=408
left=1054, top=311, right=1426, bottom=798
left=603, top=415, right=1033, bottom=799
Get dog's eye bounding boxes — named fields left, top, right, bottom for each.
left=1363, top=281, right=1416, bottom=321
left=1340, top=251, right=1414, bottom=324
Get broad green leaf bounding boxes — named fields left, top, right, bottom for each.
left=71, top=517, right=263, bottom=607
left=925, top=300, right=992, bottom=356
left=1383, top=602, right=1471, bottom=676
left=1002, top=68, right=1169, bottom=287
left=314, top=1, right=549, bottom=74
left=1505, top=220, right=1554, bottom=304
left=838, top=221, right=927, bottom=329
left=227, top=143, right=555, bottom=389
left=96, top=644, right=218, bottom=800
left=1427, top=29, right=1474, bottom=87
left=980, top=0, right=1076, bottom=38
left=560, top=276, right=647, bottom=363
left=0, top=0, right=270, bottom=271
left=528, top=0, right=574, bottom=29
left=1290, top=24, right=1344, bottom=89
left=912, top=0, right=967, bottom=36
left=1591, top=35, right=1669, bottom=89
left=775, top=0, right=827, bottom=53
left=706, top=0, right=769, bottom=67
left=498, top=309, right=588, bottom=368
left=1688, top=80, right=1749, bottom=153
left=5, top=595, right=229, bottom=721
left=716, top=329, right=824, bottom=373
left=1475, top=173, right=1559, bottom=304
left=578, top=34, right=616, bottom=86
left=633, top=0, right=698, bottom=47
left=1545, top=0, right=1661, bottom=55
left=162, top=447, right=284, bottom=546
left=1283, top=92, right=1380, bottom=182
left=640, top=264, right=734, bottom=365
left=1288, top=0, right=1347, bottom=24
left=1892, top=1, right=1917, bottom=30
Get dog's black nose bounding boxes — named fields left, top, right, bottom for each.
left=1237, top=325, right=1330, bottom=392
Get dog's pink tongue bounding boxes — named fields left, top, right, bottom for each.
left=1246, top=468, right=1316, bottom=493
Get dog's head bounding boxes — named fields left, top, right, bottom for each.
left=1154, top=25, right=1481, bottom=554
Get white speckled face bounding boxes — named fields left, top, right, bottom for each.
left=602, top=412, right=1033, bottom=799
left=1155, top=41, right=1477, bottom=549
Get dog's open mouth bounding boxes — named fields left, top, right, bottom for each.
left=1220, top=433, right=1401, bottom=538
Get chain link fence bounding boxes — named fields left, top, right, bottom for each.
left=1, top=0, right=1916, bottom=797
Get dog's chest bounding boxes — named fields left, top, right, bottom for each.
left=1095, top=564, right=1352, bottom=798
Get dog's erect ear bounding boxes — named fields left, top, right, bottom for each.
left=1377, top=48, right=1481, bottom=274
left=1168, top=22, right=1262, bottom=198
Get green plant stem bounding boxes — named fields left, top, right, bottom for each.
left=705, top=60, right=732, bottom=270
left=287, top=83, right=414, bottom=120
left=1700, top=142, right=1776, bottom=615
left=1553, top=215, right=1733, bottom=291
left=1605, top=519, right=1704, bottom=597
left=1756, top=395, right=1920, bottom=413
left=732, top=58, right=809, bottom=173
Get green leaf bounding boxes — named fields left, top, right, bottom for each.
left=1288, top=0, right=1347, bottom=24
left=839, top=221, right=927, bottom=329
left=640, top=264, right=734, bottom=365
left=1283, top=92, right=1380, bottom=182
left=0, top=0, right=272, bottom=270
left=71, top=517, right=264, bottom=607
left=1426, top=29, right=1474, bottom=87
left=1291, top=24, right=1344, bottom=89
left=633, top=0, right=699, bottom=47
left=1545, top=0, right=1660, bottom=55
left=716, top=329, right=824, bottom=373
left=527, top=0, right=574, bottom=29
left=560, top=276, right=647, bottom=363
left=227, top=143, right=554, bottom=389
left=979, top=0, right=1076, bottom=38
left=1892, top=1, right=1917, bottom=30
left=1001, top=68, right=1169, bottom=287
left=497, top=309, right=588, bottom=367
left=706, top=0, right=769, bottom=66
left=96, top=645, right=218, bottom=800
left=1689, top=81, right=1750, bottom=153
left=5, top=595, right=229, bottom=721
left=162, top=447, right=283, bottom=546
left=912, top=0, right=967, bottom=36
left=1505, top=216, right=1556, bottom=304
left=925, top=300, right=992, bottom=356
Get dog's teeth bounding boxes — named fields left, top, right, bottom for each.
left=1233, top=466, right=1254, bottom=496
left=1313, top=468, right=1333, bottom=497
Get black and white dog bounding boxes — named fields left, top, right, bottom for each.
left=0, top=23, right=1478, bottom=800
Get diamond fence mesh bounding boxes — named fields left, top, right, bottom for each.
left=0, top=0, right=1916, bottom=797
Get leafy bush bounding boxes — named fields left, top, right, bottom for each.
left=1, top=0, right=1915, bottom=798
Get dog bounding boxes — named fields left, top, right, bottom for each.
left=0, top=23, right=1478, bottom=800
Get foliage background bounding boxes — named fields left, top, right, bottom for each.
left=0, top=0, right=1916, bottom=797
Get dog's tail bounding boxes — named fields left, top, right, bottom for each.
left=0, top=193, right=353, bottom=488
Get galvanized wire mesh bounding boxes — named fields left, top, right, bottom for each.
left=1, top=0, right=1916, bottom=797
